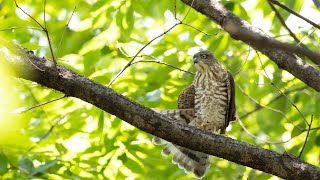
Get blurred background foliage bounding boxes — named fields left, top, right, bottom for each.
left=0, top=0, right=319, bottom=179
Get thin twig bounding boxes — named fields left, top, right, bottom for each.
left=234, top=46, right=250, bottom=75
left=238, top=118, right=293, bottom=144
left=309, top=126, right=320, bottom=131
left=107, top=23, right=180, bottom=87
left=131, top=60, right=195, bottom=75
left=269, top=3, right=319, bottom=65
left=45, top=30, right=57, bottom=69
left=13, top=0, right=57, bottom=69
left=268, top=0, right=320, bottom=30
left=181, top=0, right=195, bottom=22
left=56, top=2, right=78, bottom=59
left=25, top=54, right=45, bottom=72
left=108, top=0, right=204, bottom=87
left=117, top=43, right=194, bottom=74
left=174, top=0, right=177, bottom=20
left=28, top=117, right=65, bottom=151
left=13, top=0, right=45, bottom=29
left=256, top=52, right=309, bottom=126
left=117, top=44, right=157, bottom=60
left=0, top=26, right=43, bottom=31
left=239, top=86, right=307, bottom=120
left=237, top=84, right=304, bottom=131
left=268, top=2, right=307, bottom=49
left=298, top=115, right=313, bottom=158
left=181, top=23, right=221, bottom=36
left=43, top=0, right=58, bottom=69
left=297, top=28, right=317, bottom=47
left=19, top=95, right=67, bottom=113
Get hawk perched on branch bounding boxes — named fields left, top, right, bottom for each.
left=152, top=50, right=236, bottom=178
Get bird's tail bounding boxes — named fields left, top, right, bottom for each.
left=151, top=108, right=195, bottom=124
left=152, top=137, right=210, bottom=179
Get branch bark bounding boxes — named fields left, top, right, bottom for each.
left=2, top=42, right=320, bottom=179
left=180, top=0, right=320, bottom=92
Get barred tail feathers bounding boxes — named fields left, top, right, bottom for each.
left=160, top=143, right=210, bottom=179
left=151, top=108, right=209, bottom=178
left=151, top=109, right=195, bottom=124
left=152, top=136, right=168, bottom=145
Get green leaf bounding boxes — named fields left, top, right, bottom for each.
left=291, top=122, right=306, bottom=138
left=18, top=157, right=34, bottom=174
left=32, top=158, right=59, bottom=175
left=98, top=111, right=105, bottom=133
left=124, top=152, right=144, bottom=173
left=0, top=154, right=8, bottom=174
left=55, top=143, right=68, bottom=154
left=315, top=135, right=320, bottom=147
left=118, top=153, right=127, bottom=163
left=124, top=6, right=134, bottom=36
left=224, top=2, right=235, bottom=11
left=21, top=42, right=42, bottom=51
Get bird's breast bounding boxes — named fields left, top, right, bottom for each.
left=193, top=68, right=228, bottom=132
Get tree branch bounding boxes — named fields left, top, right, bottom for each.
left=268, top=0, right=320, bottom=30
left=268, top=2, right=308, bottom=48
left=2, top=42, right=320, bottom=179
left=180, top=0, right=320, bottom=92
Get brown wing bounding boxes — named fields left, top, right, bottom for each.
left=177, top=85, right=195, bottom=123
left=226, top=71, right=236, bottom=128
left=178, top=84, right=195, bottom=109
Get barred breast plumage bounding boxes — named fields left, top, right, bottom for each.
left=192, top=65, right=229, bottom=134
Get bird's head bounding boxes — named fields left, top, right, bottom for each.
left=193, top=51, right=218, bottom=73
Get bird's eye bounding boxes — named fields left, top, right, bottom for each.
left=201, top=54, right=207, bottom=58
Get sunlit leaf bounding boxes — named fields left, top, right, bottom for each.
left=55, top=143, right=68, bottom=154
left=32, top=158, right=59, bottom=175
left=18, top=158, right=34, bottom=175
left=291, top=122, right=306, bottom=138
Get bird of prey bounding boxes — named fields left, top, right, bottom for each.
left=152, top=50, right=236, bottom=178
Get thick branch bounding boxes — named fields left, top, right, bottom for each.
left=181, top=0, right=320, bottom=92
left=3, top=43, right=320, bottom=179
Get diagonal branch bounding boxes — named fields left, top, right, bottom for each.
left=268, top=2, right=307, bottom=48
left=268, top=0, right=320, bottom=30
left=2, top=41, right=320, bottom=179
left=268, top=2, right=319, bottom=62
left=180, top=0, right=320, bottom=92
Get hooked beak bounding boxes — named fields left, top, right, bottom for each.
left=193, top=57, right=199, bottom=64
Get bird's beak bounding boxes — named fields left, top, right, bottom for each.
left=193, top=57, right=198, bottom=64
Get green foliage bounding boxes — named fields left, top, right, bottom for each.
left=0, top=0, right=319, bottom=179
left=0, top=154, right=8, bottom=175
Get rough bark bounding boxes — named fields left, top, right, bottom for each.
left=2, top=43, right=320, bottom=179
left=180, top=0, right=320, bottom=92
